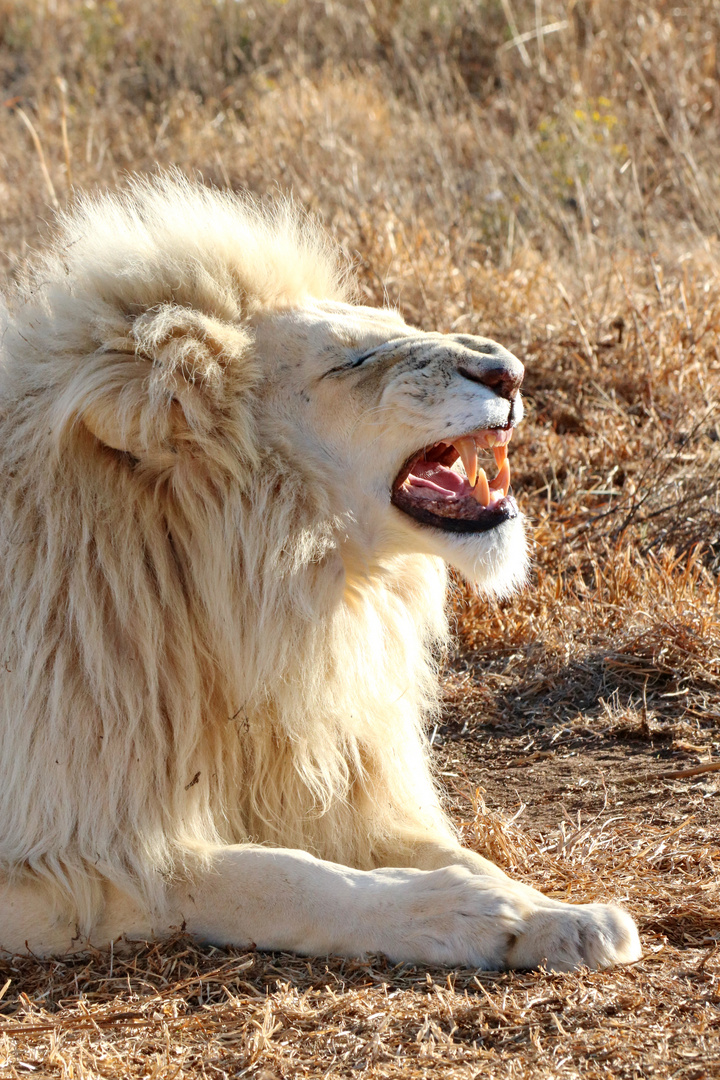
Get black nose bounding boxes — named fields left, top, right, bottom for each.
left=458, top=364, right=524, bottom=401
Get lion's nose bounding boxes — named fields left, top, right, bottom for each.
left=460, top=364, right=524, bottom=401
left=452, top=336, right=525, bottom=401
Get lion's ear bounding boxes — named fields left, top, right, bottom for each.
left=80, top=360, right=149, bottom=453
left=131, top=305, right=253, bottom=393
left=76, top=305, right=256, bottom=460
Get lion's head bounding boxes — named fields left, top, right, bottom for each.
left=250, top=300, right=527, bottom=593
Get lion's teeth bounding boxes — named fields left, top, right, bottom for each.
left=483, top=431, right=499, bottom=447
left=454, top=437, right=478, bottom=487
left=472, top=467, right=491, bottom=507
left=493, top=444, right=507, bottom=469
left=489, top=459, right=510, bottom=497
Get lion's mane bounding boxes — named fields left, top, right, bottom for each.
left=0, top=177, right=452, bottom=934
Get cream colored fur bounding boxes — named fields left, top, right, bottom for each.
left=0, top=176, right=640, bottom=969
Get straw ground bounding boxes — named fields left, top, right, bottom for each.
left=1, top=1, right=718, bottom=1075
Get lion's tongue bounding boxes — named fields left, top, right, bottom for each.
left=407, top=460, right=466, bottom=497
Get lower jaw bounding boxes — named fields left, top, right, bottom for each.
left=390, top=492, right=519, bottom=534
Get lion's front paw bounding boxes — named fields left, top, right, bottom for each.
left=371, top=867, right=641, bottom=972
left=506, top=902, right=642, bottom=972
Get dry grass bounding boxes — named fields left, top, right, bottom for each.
left=1, top=795, right=718, bottom=1078
left=1, top=1, right=719, bottom=1076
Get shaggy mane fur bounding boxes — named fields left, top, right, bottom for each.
left=0, top=176, right=451, bottom=933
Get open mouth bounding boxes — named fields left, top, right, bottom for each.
left=391, top=428, right=518, bottom=533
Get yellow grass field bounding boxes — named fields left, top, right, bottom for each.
left=1, top=1, right=719, bottom=1076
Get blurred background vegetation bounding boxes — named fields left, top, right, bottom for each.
left=2, top=0, right=720, bottom=271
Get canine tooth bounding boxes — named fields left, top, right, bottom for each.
left=455, top=437, right=478, bottom=487
left=493, top=444, right=507, bottom=469
left=472, top=467, right=491, bottom=507
left=489, top=459, right=510, bottom=497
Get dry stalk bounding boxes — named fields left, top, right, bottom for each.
left=618, top=760, right=720, bottom=784
left=55, top=77, right=72, bottom=189
left=15, top=107, right=58, bottom=209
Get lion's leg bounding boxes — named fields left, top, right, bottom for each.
left=0, top=875, right=77, bottom=955
left=162, top=844, right=640, bottom=971
left=0, top=874, right=152, bottom=956
left=2, top=847, right=640, bottom=969
left=367, top=833, right=641, bottom=970
left=374, top=831, right=510, bottom=877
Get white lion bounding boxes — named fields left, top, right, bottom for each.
left=0, top=176, right=640, bottom=970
